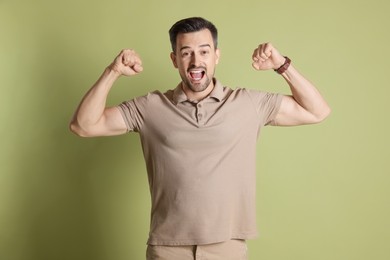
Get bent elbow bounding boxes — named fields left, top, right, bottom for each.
left=69, top=120, right=90, bottom=137
left=315, top=106, right=332, bottom=123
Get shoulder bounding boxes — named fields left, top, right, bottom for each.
left=224, top=86, right=271, bottom=100
left=228, top=87, right=283, bottom=111
left=123, top=89, right=173, bottom=106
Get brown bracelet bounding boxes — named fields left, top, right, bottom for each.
left=274, top=56, right=291, bottom=74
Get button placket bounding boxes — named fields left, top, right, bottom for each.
left=196, top=103, right=203, bottom=123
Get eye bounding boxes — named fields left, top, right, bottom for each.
left=200, top=50, right=209, bottom=55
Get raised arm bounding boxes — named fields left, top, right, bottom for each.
left=69, top=49, right=143, bottom=137
left=252, top=43, right=331, bottom=126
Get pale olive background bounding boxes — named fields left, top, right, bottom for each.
left=1, top=0, right=389, bottom=259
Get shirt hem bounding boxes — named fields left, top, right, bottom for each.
left=146, top=232, right=259, bottom=246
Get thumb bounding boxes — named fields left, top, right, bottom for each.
left=132, top=63, right=143, bottom=73
left=252, top=61, right=260, bottom=70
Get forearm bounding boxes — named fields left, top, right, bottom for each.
left=281, top=64, right=331, bottom=121
left=70, top=67, right=120, bottom=133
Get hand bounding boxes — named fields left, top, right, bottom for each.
left=252, top=43, right=285, bottom=71
left=108, top=49, right=143, bottom=76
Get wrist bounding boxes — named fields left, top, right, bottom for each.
left=274, top=56, right=291, bottom=74
left=105, top=65, right=122, bottom=79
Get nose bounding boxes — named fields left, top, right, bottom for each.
left=190, top=53, right=201, bottom=67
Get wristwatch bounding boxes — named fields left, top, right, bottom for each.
left=274, top=56, right=291, bottom=74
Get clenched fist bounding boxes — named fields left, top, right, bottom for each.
left=252, top=43, right=286, bottom=71
left=108, top=49, right=143, bottom=76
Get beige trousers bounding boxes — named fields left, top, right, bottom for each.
left=146, top=239, right=248, bottom=260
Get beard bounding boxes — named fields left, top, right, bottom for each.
left=181, top=74, right=212, bottom=93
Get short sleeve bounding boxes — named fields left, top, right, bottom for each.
left=246, top=90, right=283, bottom=126
left=117, top=98, right=145, bottom=133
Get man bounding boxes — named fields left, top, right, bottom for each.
left=70, top=17, right=330, bottom=260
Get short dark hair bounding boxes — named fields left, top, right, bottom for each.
left=169, top=17, right=218, bottom=52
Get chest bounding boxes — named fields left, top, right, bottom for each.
left=141, top=97, right=260, bottom=151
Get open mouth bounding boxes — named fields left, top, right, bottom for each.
left=189, top=69, right=205, bottom=81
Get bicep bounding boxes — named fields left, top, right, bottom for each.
left=272, top=95, right=318, bottom=126
left=93, top=106, right=128, bottom=136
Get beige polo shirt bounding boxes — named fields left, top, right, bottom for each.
left=118, top=79, right=282, bottom=246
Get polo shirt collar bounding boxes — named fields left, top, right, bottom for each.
left=173, top=78, right=224, bottom=104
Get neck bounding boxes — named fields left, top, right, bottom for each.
left=181, top=81, right=215, bottom=102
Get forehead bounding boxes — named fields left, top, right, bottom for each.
left=176, top=29, right=214, bottom=50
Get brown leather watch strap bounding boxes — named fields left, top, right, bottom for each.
left=274, top=56, right=291, bottom=74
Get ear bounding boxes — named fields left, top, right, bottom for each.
left=215, top=48, right=221, bottom=65
left=170, top=52, right=178, bottom=68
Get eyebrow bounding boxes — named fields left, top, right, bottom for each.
left=179, top=44, right=212, bottom=52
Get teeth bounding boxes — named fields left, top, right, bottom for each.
left=190, top=71, right=203, bottom=80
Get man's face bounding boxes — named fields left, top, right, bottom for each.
left=170, top=29, right=220, bottom=94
